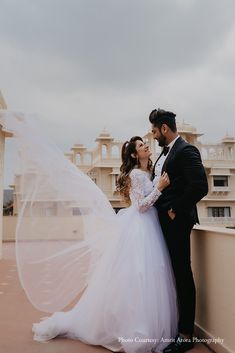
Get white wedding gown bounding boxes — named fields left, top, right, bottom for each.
left=0, top=110, right=177, bottom=353
left=32, top=168, right=178, bottom=353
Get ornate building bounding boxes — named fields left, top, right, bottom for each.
left=65, top=130, right=126, bottom=210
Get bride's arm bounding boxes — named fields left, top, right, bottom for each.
left=129, top=170, right=162, bottom=213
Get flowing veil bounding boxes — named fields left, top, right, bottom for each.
left=0, top=111, right=119, bottom=313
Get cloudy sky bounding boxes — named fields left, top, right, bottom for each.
left=1, top=0, right=235, bottom=187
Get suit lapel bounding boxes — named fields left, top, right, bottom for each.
left=161, top=136, right=183, bottom=174
left=152, top=150, right=164, bottom=179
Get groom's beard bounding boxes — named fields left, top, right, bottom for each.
left=157, top=133, right=167, bottom=147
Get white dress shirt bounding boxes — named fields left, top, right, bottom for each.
left=153, top=135, right=180, bottom=186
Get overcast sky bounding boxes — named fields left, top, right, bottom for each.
left=1, top=0, right=235, bottom=187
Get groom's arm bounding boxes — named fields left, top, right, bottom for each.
left=170, top=145, right=208, bottom=215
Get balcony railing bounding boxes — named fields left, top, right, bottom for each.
left=200, top=217, right=235, bottom=226
left=211, top=186, right=230, bottom=192
left=191, top=225, right=235, bottom=353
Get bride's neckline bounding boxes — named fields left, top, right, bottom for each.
left=132, top=168, right=152, bottom=180
left=135, top=168, right=151, bottom=174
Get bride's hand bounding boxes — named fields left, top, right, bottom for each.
left=157, top=172, right=170, bottom=192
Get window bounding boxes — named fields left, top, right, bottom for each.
left=72, top=207, right=82, bottom=216
left=76, top=153, right=81, bottom=165
left=72, top=207, right=90, bottom=216
left=102, top=145, right=107, bottom=158
left=208, top=207, right=231, bottom=217
left=213, top=176, right=228, bottom=187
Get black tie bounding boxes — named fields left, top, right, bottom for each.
left=163, top=146, right=170, bottom=156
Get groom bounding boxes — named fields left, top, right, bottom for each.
left=149, top=109, right=208, bottom=353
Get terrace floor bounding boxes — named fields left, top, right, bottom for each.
left=0, top=243, right=212, bottom=353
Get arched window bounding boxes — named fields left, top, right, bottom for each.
left=102, top=145, right=107, bottom=158
left=209, top=148, right=216, bottom=160
left=217, top=148, right=224, bottom=159
left=228, top=146, right=233, bottom=157
left=76, top=153, right=81, bottom=165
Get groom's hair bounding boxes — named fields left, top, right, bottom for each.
left=149, top=109, right=177, bottom=132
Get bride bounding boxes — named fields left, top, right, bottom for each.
left=0, top=112, right=178, bottom=353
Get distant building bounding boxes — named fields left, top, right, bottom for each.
left=65, top=130, right=126, bottom=211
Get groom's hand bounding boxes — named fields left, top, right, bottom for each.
left=168, top=208, right=176, bottom=220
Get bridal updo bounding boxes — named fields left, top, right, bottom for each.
left=116, top=136, right=152, bottom=203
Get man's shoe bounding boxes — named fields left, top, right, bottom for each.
left=163, top=334, right=194, bottom=353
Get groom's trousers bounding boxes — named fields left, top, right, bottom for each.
left=158, top=211, right=196, bottom=335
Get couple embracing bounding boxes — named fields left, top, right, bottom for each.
left=1, top=108, right=208, bottom=353
left=32, top=108, right=208, bottom=352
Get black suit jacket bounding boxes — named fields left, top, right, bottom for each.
left=153, top=137, right=208, bottom=225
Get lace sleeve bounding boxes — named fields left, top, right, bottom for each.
left=129, top=169, right=162, bottom=213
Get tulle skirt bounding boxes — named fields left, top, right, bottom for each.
left=32, top=206, right=178, bottom=353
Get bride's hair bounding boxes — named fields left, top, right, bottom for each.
left=116, top=136, right=152, bottom=203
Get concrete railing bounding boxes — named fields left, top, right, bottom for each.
left=192, top=225, right=235, bottom=353
left=200, top=218, right=235, bottom=227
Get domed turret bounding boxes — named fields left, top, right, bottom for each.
left=95, top=128, right=114, bottom=143
left=177, top=120, right=203, bottom=144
